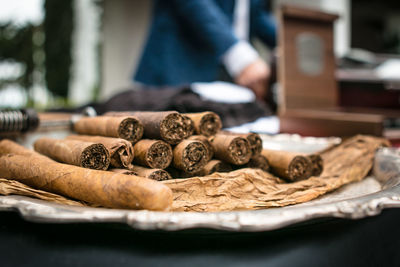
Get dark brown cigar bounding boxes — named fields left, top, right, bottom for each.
left=105, top=111, right=188, bottom=144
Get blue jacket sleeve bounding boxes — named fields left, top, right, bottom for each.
left=249, top=0, right=277, bottom=48
left=170, top=0, right=239, bottom=57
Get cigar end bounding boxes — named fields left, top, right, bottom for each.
left=288, top=156, right=313, bottom=182
left=199, top=112, right=222, bottom=137
left=160, top=113, right=187, bottom=144
left=147, top=140, right=173, bottom=169
left=118, top=117, right=144, bottom=143
left=80, top=143, right=111, bottom=170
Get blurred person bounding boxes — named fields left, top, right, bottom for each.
left=134, top=0, right=276, bottom=101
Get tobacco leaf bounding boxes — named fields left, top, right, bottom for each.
left=162, top=135, right=389, bottom=211
left=0, top=178, right=84, bottom=206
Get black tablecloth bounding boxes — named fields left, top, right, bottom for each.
left=1, top=208, right=400, bottom=267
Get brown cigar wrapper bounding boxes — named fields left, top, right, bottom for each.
left=105, top=111, right=188, bottom=144
left=182, top=115, right=195, bottom=138
left=110, top=168, right=137, bottom=175
left=0, top=140, right=173, bottom=211
left=128, top=165, right=171, bottom=181
left=67, top=135, right=134, bottom=168
left=133, top=139, right=172, bottom=169
left=172, top=139, right=208, bottom=173
left=308, top=154, right=324, bottom=177
left=197, top=159, right=232, bottom=176
left=184, top=112, right=222, bottom=136
left=73, top=116, right=144, bottom=143
left=261, top=149, right=313, bottom=182
left=188, top=135, right=214, bottom=162
left=209, top=134, right=252, bottom=165
left=240, top=155, right=270, bottom=172
left=221, top=131, right=263, bottom=156
left=34, top=137, right=110, bottom=170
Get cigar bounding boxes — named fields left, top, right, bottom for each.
left=133, top=139, right=172, bottom=169
left=67, top=135, right=134, bottom=168
left=188, top=135, right=214, bottom=162
left=168, top=159, right=231, bottom=178
left=34, top=137, right=110, bottom=170
left=261, top=149, right=313, bottom=182
left=182, top=115, right=195, bottom=138
left=172, top=139, right=208, bottom=173
left=196, top=159, right=232, bottom=176
left=308, top=154, right=324, bottom=176
left=244, top=133, right=263, bottom=156
left=241, top=155, right=270, bottom=172
left=0, top=140, right=173, bottom=211
left=184, top=112, right=222, bottom=136
left=73, top=116, right=144, bottom=143
left=129, top=165, right=171, bottom=181
left=209, top=134, right=252, bottom=165
left=221, top=131, right=263, bottom=156
left=105, top=111, right=188, bottom=144
left=110, top=168, right=137, bottom=175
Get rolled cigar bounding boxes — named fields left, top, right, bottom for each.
left=173, top=139, right=208, bottom=173
left=67, top=135, right=134, bottom=168
left=182, top=115, right=195, bottom=138
left=261, top=149, right=313, bottom=182
left=308, top=154, right=324, bottom=177
left=129, top=165, right=171, bottom=181
left=244, top=133, right=263, bottom=156
left=133, top=139, right=172, bottom=169
left=34, top=137, right=110, bottom=170
left=0, top=140, right=173, bottom=211
left=110, top=168, right=137, bottom=175
left=209, top=134, right=252, bottom=165
left=169, top=159, right=231, bottom=178
left=241, top=155, right=270, bottom=172
left=188, top=135, right=214, bottom=162
left=196, top=159, right=232, bottom=176
left=73, top=116, right=144, bottom=143
left=105, top=111, right=188, bottom=144
left=184, top=112, right=222, bottom=136
left=221, top=131, right=263, bottom=156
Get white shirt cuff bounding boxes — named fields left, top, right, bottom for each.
left=221, top=41, right=259, bottom=78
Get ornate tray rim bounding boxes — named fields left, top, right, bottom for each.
left=1, top=183, right=400, bottom=232
left=1, top=134, right=399, bottom=232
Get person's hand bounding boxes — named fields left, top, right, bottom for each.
left=235, top=59, right=270, bottom=100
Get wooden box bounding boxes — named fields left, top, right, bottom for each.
left=277, top=5, right=384, bottom=137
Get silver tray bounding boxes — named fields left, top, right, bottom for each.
left=1, top=133, right=399, bottom=232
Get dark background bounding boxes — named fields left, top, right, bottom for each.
left=1, top=208, right=400, bottom=267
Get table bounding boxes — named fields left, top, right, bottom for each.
left=1, top=208, right=400, bottom=267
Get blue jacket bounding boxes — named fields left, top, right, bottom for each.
left=134, top=0, right=276, bottom=86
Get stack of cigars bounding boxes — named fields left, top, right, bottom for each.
left=33, top=111, right=323, bottom=182
left=0, top=110, right=324, bottom=211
